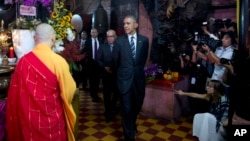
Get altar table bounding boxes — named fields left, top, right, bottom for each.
left=140, top=75, right=190, bottom=121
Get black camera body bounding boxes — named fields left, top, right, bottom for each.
left=181, top=53, right=186, bottom=57
left=220, top=58, right=231, bottom=65
left=192, top=38, right=208, bottom=51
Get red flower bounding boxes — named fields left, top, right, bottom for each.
left=61, top=39, right=86, bottom=62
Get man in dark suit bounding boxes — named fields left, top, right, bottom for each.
left=79, top=31, right=88, bottom=90
left=97, top=29, right=119, bottom=122
left=112, top=15, right=149, bottom=141
left=83, top=28, right=102, bottom=102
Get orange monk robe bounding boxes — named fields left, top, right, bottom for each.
left=32, top=44, right=77, bottom=141
left=7, top=44, right=76, bottom=141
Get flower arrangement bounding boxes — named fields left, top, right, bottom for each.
left=11, top=0, right=54, bottom=7
left=144, top=64, right=163, bottom=83
left=8, top=17, right=42, bottom=30
left=25, top=0, right=53, bottom=6
left=47, top=1, right=85, bottom=73
left=61, top=39, right=86, bottom=73
left=47, top=1, right=74, bottom=42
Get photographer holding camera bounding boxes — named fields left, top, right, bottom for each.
left=191, top=41, right=213, bottom=78
left=202, top=31, right=236, bottom=82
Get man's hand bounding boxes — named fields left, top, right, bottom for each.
left=202, top=44, right=211, bottom=52
left=105, top=67, right=112, bottom=73
left=223, top=62, right=234, bottom=74
left=192, top=44, right=198, bottom=51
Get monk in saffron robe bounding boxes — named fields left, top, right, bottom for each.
left=6, top=23, right=76, bottom=141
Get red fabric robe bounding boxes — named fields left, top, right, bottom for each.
left=6, top=52, right=68, bottom=141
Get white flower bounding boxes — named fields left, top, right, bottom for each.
left=53, top=40, right=64, bottom=53
left=66, top=28, right=75, bottom=41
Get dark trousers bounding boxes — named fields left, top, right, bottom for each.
left=72, top=63, right=83, bottom=88
left=79, top=59, right=88, bottom=89
left=86, top=61, right=100, bottom=100
left=72, top=70, right=81, bottom=87
left=120, top=83, right=144, bottom=141
left=102, top=73, right=119, bottom=118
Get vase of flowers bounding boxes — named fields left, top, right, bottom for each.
left=48, top=1, right=85, bottom=73
left=10, top=17, right=41, bottom=60
left=48, top=1, right=75, bottom=47
left=12, top=29, right=35, bottom=60
left=61, top=39, right=86, bottom=73
left=144, top=64, right=163, bottom=83
left=7, top=0, right=54, bottom=7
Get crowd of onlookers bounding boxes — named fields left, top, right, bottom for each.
left=175, top=18, right=250, bottom=141
left=73, top=17, right=250, bottom=141
left=5, top=14, right=249, bottom=140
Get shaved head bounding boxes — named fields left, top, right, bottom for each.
left=34, top=23, right=55, bottom=45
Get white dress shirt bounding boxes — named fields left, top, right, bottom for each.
left=92, top=38, right=99, bottom=59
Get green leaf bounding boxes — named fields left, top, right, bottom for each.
left=72, top=63, right=79, bottom=71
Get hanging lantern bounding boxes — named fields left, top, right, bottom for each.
left=91, top=0, right=108, bottom=37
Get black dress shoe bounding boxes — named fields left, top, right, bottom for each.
left=134, top=128, right=138, bottom=133
left=105, top=116, right=112, bottom=123
left=134, top=125, right=138, bottom=133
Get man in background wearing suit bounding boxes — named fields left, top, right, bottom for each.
left=83, top=28, right=102, bottom=102
left=79, top=31, right=88, bottom=90
left=97, top=29, right=119, bottom=122
left=112, top=15, right=149, bottom=141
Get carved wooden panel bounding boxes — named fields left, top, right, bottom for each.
left=110, top=0, right=139, bottom=36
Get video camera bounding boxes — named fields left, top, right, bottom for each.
left=215, top=18, right=232, bottom=29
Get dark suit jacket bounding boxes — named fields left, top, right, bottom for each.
left=83, top=37, right=103, bottom=72
left=97, top=42, right=113, bottom=76
left=112, top=34, right=149, bottom=94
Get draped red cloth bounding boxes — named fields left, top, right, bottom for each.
left=6, top=52, right=67, bottom=141
left=0, top=100, right=6, bottom=141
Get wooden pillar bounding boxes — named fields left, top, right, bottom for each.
left=239, top=0, right=249, bottom=51
left=110, top=0, right=139, bottom=36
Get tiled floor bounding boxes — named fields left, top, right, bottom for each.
left=78, top=90, right=197, bottom=141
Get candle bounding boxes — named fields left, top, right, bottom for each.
left=9, top=47, right=14, bottom=58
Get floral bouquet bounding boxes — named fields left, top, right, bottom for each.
left=61, top=39, right=86, bottom=73
left=10, top=0, right=54, bottom=7
left=48, top=1, right=74, bottom=42
left=8, top=17, right=42, bottom=30
left=47, top=1, right=85, bottom=73
left=21, top=0, right=53, bottom=7
left=144, top=64, right=163, bottom=83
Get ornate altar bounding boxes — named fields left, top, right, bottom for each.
left=140, top=75, right=190, bottom=122
left=0, top=66, right=14, bottom=99
left=0, top=65, right=14, bottom=141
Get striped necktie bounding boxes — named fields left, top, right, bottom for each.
left=130, top=36, right=135, bottom=59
